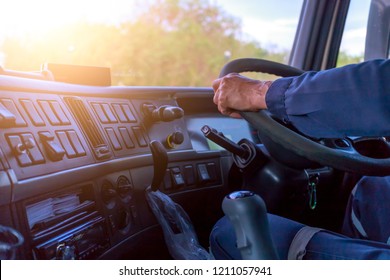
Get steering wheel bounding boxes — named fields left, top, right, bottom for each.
left=219, top=58, right=390, bottom=176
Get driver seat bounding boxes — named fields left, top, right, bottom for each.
left=210, top=176, right=390, bottom=260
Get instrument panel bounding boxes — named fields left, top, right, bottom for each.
left=0, top=74, right=235, bottom=259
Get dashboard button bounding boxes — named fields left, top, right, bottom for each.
left=164, top=169, right=172, bottom=190
left=119, top=127, right=135, bottom=149
left=20, top=99, right=45, bottom=126
left=7, top=135, right=32, bottom=166
left=0, top=102, right=16, bottom=126
left=39, top=132, right=65, bottom=161
left=132, top=127, right=147, bottom=147
left=121, top=104, right=137, bottom=122
left=38, top=100, right=61, bottom=125
left=184, top=165, right=195, bottom=186
left=92, top=103, right=109, bottom=123
left=105, top=128, right=122, bottom=151
left=1, top=99, right=26, bottom=127
left=56, top=131, right=77, bottom=158
left=50, top=101, right=70, bottom=125
left=101, top=103, right=118, bottom=123
left=197, top=164, right=210, bottom=183
left=112, top=104, right=128, bottom=123
left=207, top=163, right=217, bottom=181
left=66, top=130, right=86, bottom=156
left=21, top=134, right=45, bottom=164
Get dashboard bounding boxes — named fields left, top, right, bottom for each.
left=0, top=70, right=253, bottom=259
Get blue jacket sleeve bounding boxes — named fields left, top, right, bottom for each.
left=265, top=59, right=390, bottom=138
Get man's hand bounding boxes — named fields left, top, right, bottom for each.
left=212, top=73, right=271, bottom=118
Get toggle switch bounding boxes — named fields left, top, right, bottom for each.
left=39, top=132, right=65, bottom=161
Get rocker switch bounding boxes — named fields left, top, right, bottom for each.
left=39, top=132, right=65, bottom=161
left=171, top=167, right=185, bottom=188
left=7, top=135, right=32, bottom=166
left=20, top=134, right=44, bottom=164
left=0, top=102, right=16, bottom=126
left=197, top=164, right=210, bottom=182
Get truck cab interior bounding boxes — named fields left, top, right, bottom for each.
left=0, top=0, right=389, bottom=260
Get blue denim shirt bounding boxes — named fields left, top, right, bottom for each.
left=266, top=59, right=390, bottom=138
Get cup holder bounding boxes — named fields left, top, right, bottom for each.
left=352, top=137, right=390, bottom=159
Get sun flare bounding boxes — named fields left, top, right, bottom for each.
left=0, top=0, right=136, bottom=37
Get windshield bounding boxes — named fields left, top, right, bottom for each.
left=0, top=0, right=306, bottom=86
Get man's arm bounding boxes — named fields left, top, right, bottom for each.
left=213, top=59, right=390, bottom=138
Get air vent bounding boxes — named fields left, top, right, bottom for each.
left=64, top=97, right=111, bottom=159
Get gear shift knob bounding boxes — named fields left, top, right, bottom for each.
left=222, top=191, right=279, bottom=259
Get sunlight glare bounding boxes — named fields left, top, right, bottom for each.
left=0, top=0, right=137, bottom=37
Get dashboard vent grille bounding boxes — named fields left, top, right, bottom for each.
left=64, top=97, right=111, bottom=159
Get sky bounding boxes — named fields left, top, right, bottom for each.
left=0, top=0, right=371, bottom=56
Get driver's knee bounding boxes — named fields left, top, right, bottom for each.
left=210, top=214, right=304, bottom=259
left=211, top=212, right=390, bottom=260
left=342, top=176, right=390, bottom=243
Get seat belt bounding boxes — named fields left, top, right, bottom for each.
left=287, top=226, right=323, bottom=260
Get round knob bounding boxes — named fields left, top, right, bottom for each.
left=161, top=106, right=184, bottom=122
left=166, top=131, right=184, bottom=148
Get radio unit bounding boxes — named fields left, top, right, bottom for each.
left=34, top=212, right=109, bottom=259
left=25, top=184, right=110, bottom=259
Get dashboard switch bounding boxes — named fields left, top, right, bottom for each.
left=119, top=127, right=135, bottom=149
left=38, top=100, right=61, bottom=125
left=184, top=165, right=195, bottom=186
left=207, top=163, right=217, bottom=181
left=39, top=132, right=65, bottom=161
left=132, top=127, right=148, bottom=147
left=50, top=101, right=70, bottom=125
left=20, top=99, right=45, bottom=126
left=66, top=131, right=86, bottom=156
left=7, top=134, right=44, bottom=166
left=164, top=169, right=172, bottom=190
left=101, top=103, right=118, bottom=123
left=113, top=103, right=136, bottom=123
left=7, top=135, right=32, bottom=166
left=197, top=164, right=210, bottom=183
left=166, top=131, right=184, bottom=148
left=1, top=99, right=26, bottom=127
left=171, top=167, right=185, bottom=188
left=105, top=128, right=122, bottom=151
left=0, top=102, right=16, bottom=126
left=92, top=103, right=109, bottom=123
left=21, top=134, right=45, bottom=164
left=57, top=131, right=77, bottom=158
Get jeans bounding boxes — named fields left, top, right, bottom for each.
left=210, top=176, right=390, bottom=260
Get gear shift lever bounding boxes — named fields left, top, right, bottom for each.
left=150, top=140, right=168, bottom=191
left=222, top=190, right=279, bottom=259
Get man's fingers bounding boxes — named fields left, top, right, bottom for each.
left=213, top=89, right=220, bottom=105
left=229, top=112, right=242, bottom=119
left=212, top=78, right=222, bottom=92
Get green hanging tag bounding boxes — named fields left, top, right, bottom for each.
left=306, top=172, right=319, bottom=210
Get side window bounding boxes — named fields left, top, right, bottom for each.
left=337, top=0, right=371, bottom=66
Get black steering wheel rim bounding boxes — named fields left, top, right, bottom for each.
left=219, top=58, right=390, bottom=176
